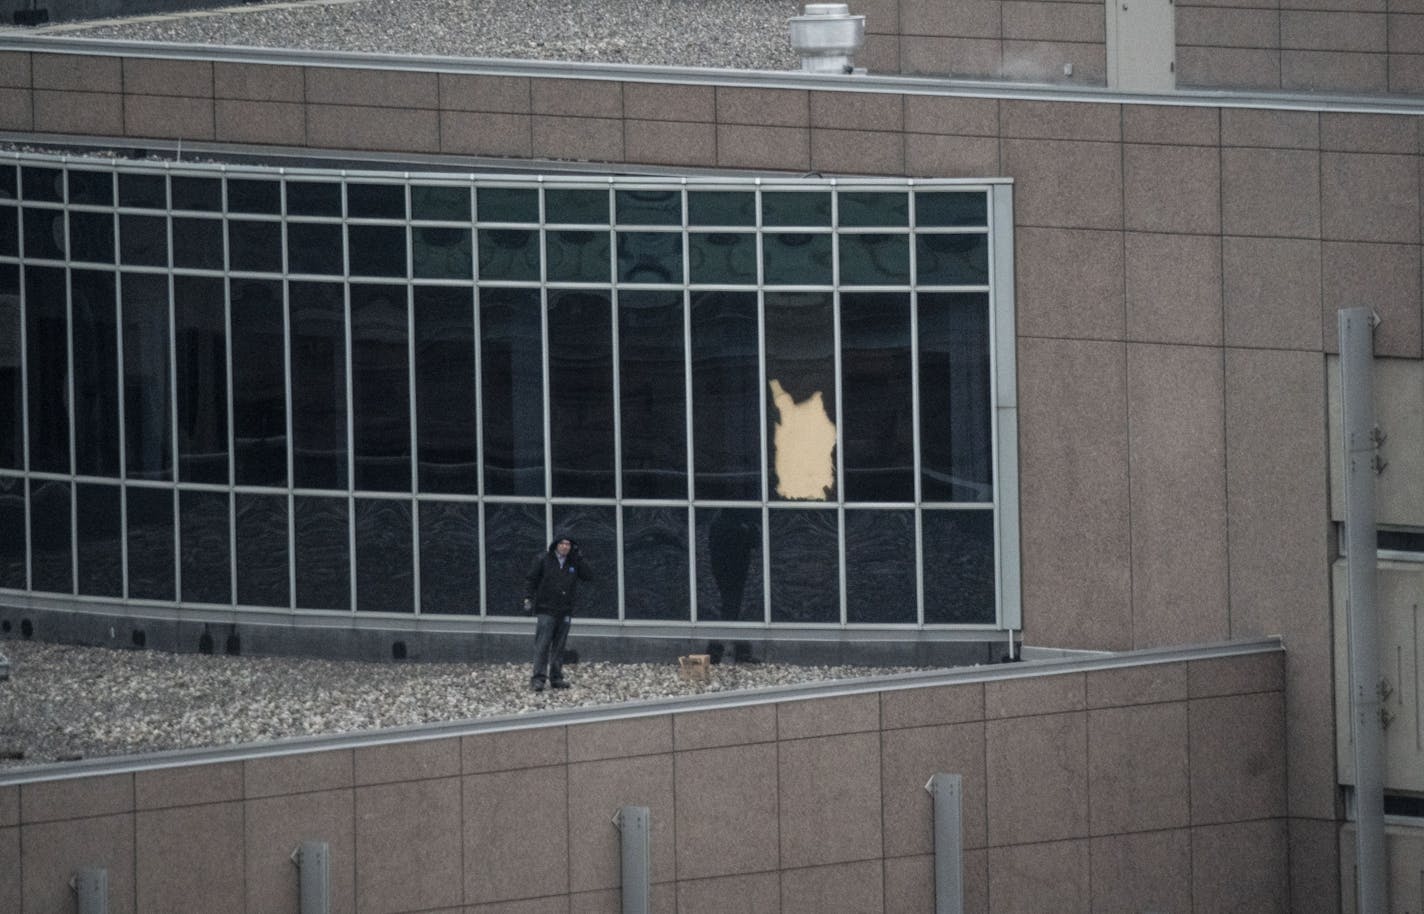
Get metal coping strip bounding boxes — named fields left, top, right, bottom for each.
left=0, top=636, right=1283, bottom=785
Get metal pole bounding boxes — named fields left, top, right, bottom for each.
left=1339, top=306, right=1385, bottom=914
left=927, top=774, right=964, bottom=914
left=615, top=805, right=650, bottom=914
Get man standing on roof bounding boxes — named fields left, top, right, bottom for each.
left=523, top=533, right=594, bottom=692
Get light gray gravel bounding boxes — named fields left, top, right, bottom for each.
left=0, top=640, right=929, bottom=768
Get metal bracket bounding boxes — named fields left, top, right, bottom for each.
left=614, top=806, right=650, bottom=914
left=926, top=774, right=964, bottom=914
left=70, top=868, right=108, bottom=914
left=291, top=840, right=331, bottom=914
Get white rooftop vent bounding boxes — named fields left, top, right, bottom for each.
left=788, top=3, right=866, bottom=74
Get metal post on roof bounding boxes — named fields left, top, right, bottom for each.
left=614, top=806, right=650, bottom=914
left=71, top=868, right=108, bottom=914
left=926, top=773, right=964, bottom=914
left=291, top=840, right=331, bottom=914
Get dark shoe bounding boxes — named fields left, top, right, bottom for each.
left=530, top=679, right=545, bottom=692
left=551, top=679, right=571, bottom=689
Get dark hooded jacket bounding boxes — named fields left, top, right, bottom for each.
left=524, top=536, right=594, bottom=617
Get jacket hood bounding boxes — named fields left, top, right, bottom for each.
left=547, top=534, right=577, bottom=553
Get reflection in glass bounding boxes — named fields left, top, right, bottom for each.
left=414, top=287, right=476, bottom=493
left=484, top=501, right=545, bottom=615
left=29, top=479, right=70, bottom=593
left=0, top=206, right=16, bottom=256
left=476, top=186, right=538, bottom=223
left=477, top=229, right=539, bottom=281
left=617, top=232, right=681, bottom=283
left=841, top=293, right=913, bottom=502
left=0, top=166, right=13, bottom=200
left=23, top=207, right=64, bottom=260
left=236, top=492, right=288, bottom=607
left=916, top=233, right=989, bottom=286
left=412, top=185, right=470, bottom=221
left=413, top=227, right=472, bottom=280
left=479, top=288, right=543, bottom=496
left=688, top=190, right=755, bottom=226
left=922, top=509, right=995, bottom=623
left=26, top=267, right=68, bottom=474
left=549, top=289, right=614, bottom=498
left=0, top=275, right=18, bottom=468
left=294, top=495, right=350, bottom=610
left=844, top=509, right=915, bottom=623
left=419, top=500, right=479, bottom=614
left=622, top=505, right=689, bottom=620
left=915, top=191, right=987, bottom=228
left=356, top=498, right=413, bottom=612
left=229, top=219, right=283, bottom=273
left=839, top=233, right=910, bottom=286
left=0, top=475, right=24, bottom=589
left=67, top=170, right=113, bottom=207
left=690, top=291, right=760, bottom=501
left=619, top=291, right=686, bottom=500
left=76, top=482, right=122, bottom=598
left=122, top=274, right=173, bottom=481
left=688, top=233, right=755, bottom=285
left=762, top=233, right=832, bottom=286
left=768, top=508, right=838, bottom=623
left=287, top=222, right=343, bottom=275
left=615, top=189, right=680, bottom=225
left=545, top=188, right=608, bottom=224
left=918, top=293, right=992, bottom=502
left=172, top=217, right=224, bottom=270
left=171, top=176, right=222, bottom=212
left=351, top=284, right=411, bottom=492
left=71, top=270, right=120, bottom=478
left=551, top=503, right=616, bottom=619
left=348, top=225, right=408, bottom=278
left=694, top=507, right=763, bottom=623
left=286, top=181, right=342, bottom=217
left=227, top=179, right=280, bottom=215
left=174, top=276, right=228, bottom=483
left=180, top=489, right=230, bottom=604
left=119, top=214, right=166, bottom=267
left=546, top=230, right=610, bottom=284
left=839, top=191, right=908, bottom=227
left=289, top=281, right=348, bottom=490
left=765, top=292, right=836, bottom=502
left=230, top=280, right=287, bottom=486
left=763, top=191, right=831, bottom=226
left=21, top=167, right=63, bottom=203
left=346, top=183, right=405, bottom=219
left=126, top=486, right=175, bottom=601
left=69, top=211, right=114, bottom=263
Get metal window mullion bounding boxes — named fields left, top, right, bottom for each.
left=471, top=182, right=487, bottom=617
left=342, top=180, right=357, bottom=616
left=755, top=183, right=771, bottom=625
left=17, top=190, right=30, bottom=590
left=831, top=187, right=847, bottom=628
left=908, top=184, right=925, bottom=627
left=405, top=184, right=421, bottom=614
left=225, top=180, right=243, bottom=608
left=608, top=188, right=625, bottom=621
left=538, top=180, right=552, bottom=541
left=64, top=189, right=80, bottom=594
left=989, top=185, right=1020, bottom=634
left=680, top=184, right=698, bottom=623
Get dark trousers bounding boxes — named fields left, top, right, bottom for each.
left=531, top=613, right=572, bottom=684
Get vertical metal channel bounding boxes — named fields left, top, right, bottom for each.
left=927, top=773, right=964, bottom=914
left=405, top=181, right=421, bottom=614
left=990, top=184, right=1021, bottom=639
left=615, top=805, right=650, bottom=914
left=72, top=867, right=108, bottom=914
left=294, top=840, right=331, bottom=914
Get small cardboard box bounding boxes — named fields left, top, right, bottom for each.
left=678, top=653, right=711, bottom=681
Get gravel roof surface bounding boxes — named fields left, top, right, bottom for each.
left=0, top=640, right=930, bottom=769
left=22, top=0, right=804, bottom=70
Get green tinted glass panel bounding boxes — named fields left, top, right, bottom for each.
left=477, top=187, right=538, bottom=223
left=412, top=185, right=471, bottom=221
left=170, top=176, right=222, bottom=212
left=916, top=233, right=989, bottom=285
left=227, top=179, right=281, bottom=215
left=616, top=189, right=681, bottom=225
left=67, top=171, right=113, bottom=207
left=689, top=232, right=756, bottom=284
left=118, top=173, right=166, bottom=209
left=839, top=234, right=910, bottom=285
left=346, top=183, right=405, bottom=219
left=838, top=191, right=908, bottom=227
left=22, top=167, right=63, bottom=203
left=916, top=191, right=987, bottom=227
left=546, top=230, right=610, bottom=283
left=0, top=165, right=15, bottom=201
left=286, top=181, right=342, bottom=217
left=762, top=191, right=831, bottom=227
left=477, top=228, right=539, bottom=281
left=762, top=233, right=832, bottom=285
left=413, top=227, right=472, bottom=279
left=688, top=191, right=755, bottom=226
left=617, top=232, right=682, bottom=283
left=546, top=188, right=608, bottom=225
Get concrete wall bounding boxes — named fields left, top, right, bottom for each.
left=0, top=648, right=1287, bottom=913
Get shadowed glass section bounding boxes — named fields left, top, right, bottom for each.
left=922, top=509, right=995, bottom=624
left=477, top=229, right=539, bottom=281
left=174, top=276, right=228, bottom=484
left=287, top=222, right=343, bottom=275
left=412, top=185, right=470, bottom=222
left=688, top=232, right=755, bottom=285
left=356, top=498, right=413, bottom=612
left=171, top=176, right=221, bottom=212
left=690, top=291, right=760, bottom=501
left=915, top=191, right=987, bottom=228
left=172, top=217, right=223, bottom=270
left=552, top=502, right=616, bottom=619
left=617, top=232, right=681, bottom=284
left=845, top=509, right=916, bottom=623
left=616, top=189, right=681, bottom=225
left=227, top=178, right=280, bottom=215
left=67, top=170, right=112, bottom=207
left=22, top=166, right=62, bottom=203
left=839, top=233, right=909, bottom=286
left=294, top=495, right=350, bottom=611
left=122, top=273, right=173, bottom=481
left=545, top=188, right=608, bottom=225
left=841, top=292, right=913, bottom=502
left=229, top=219, right=283, bottom=274
left=350, top=284, right=411, bottom=492
left=289, top=281, right=347, bottom=490
left=619, top=290, right=686, bottom=500
left=479, top=287, right=544, bottom=496
left=918, top=293, right=992, bottom=502
left=71, top=269, right=120, bottom=478
left=0, top=206, right=16, bottom=256
left=0, top=267, right=15, bottom=469
left=765, top=292, right=836, bottom=503
left=347, top=183, right=404, bottom=219
left=415, top=286, right=477, bottom=494
left=476, top=186, right=538, bottom=223
left=418, top=499, right=479, bottom=614
left=230, top=279, right=287, bottom=486
left=29, top=479, right=70, bottom=594
left=762, top=233, right=832, bottom=286
left=69, top=211, right=113, bottom=264
left=548, top=289, right=614, bottom=498
left=763, top=191, right=831, bottom=227
left=768, top=507, right=838, bottom=623
left=235, top=492, right=288, bottom=608
left=118, top=173, right=165, bottom=209
left=916, top=233, right=989, bottom=286
left=180, top=489, right=230, bottom=604
left=349, top=225, right=408, bottom=278
left=688, top=191, right=755, bottom=226
left=126, top=486, right=175, bottom=601
left=546, top=230, right=610, bottom=284
left=622, top=505, right=689, bottom=621
left=0, top=475, right=24, bottom=589
left=694, top=507, right=764, bottom=624
left=413, top=227, right=471, bottom=280
left=118, top=214, right=165, bottom=267
left=838, top=192, right=908, bottom=227
left=483, top=501, right=545, bottom=617
left=23, top=207, right=64, bottom=260
left=286, top=181, right=341, bottom=217
left=76, top=482, right=122, bottom=598
left=26, top=266, right=68, bottom=474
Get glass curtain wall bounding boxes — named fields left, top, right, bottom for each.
left=0, top=155, right=1013, bottom=629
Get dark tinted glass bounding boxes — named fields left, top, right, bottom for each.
left=412, top=185, right=470, bottom=222
left=29, top=479, right=71, bottom=593
left=619, top=291, right=686, bottom=499
left=67, top=170, right=113, bottom=206
left=119, top=214, right=167, bottom=267
left=413, top=226, right=472, bottom=279
left=230, top=280, right=287, bottom=486
left=418, top=499, right=479, bottom=614
left=0, top=475, right=24, bottom=589
left=765, top=292, right=836, bottom=502
left=482, top=501, right=545, bottom=616
left=922, top=509, right=995, bottom=623
left=768, top=508, right=838, bottom=622
left=915, top=191, right=987, bottom=227
left=0, top=205, right=16, bottom=255
left=546, top=230, right=610, bottom=283
left=25, top=267, right=69, bottom=473
left=617, top=232, right=681, bottom=284
left=173, top=276, right=228, bottom=484
left=476, top=186, right=538, bottom=223
left=118, top=173, right=166, bottom=209
left=844, top=510, right=916, bottom=623
left=289, top=281, right=347, bottom=490
left=228, top=219, right=283, bottom=273
left=346, top=183, right=405, bottom=219
left=545, top=188, right=608, bottom=225
left=694, top=507, right=763, bottom=624
left=0, top=269, right=19, bottom=469
left=348, top=225, right=408, bottom=278
left=69, top=211, right=114, bottom=263
left=235, top=492, right=289, bottom=607
left=414, top=286, right=476, bottom=494
left=351, top=284, right=410, bottom=492
left=23, top=208, right=65, bottom=260
left=839, top=191, right=908, bottom=227
left=122, top=274, right=173, bottom=481
left=688, top=191, right=755, bottom=226
left=918, top=293, right=991, bottom=501
left=763, top=192, right=830, bottom=227
left=622, top=505, right=689, bottom=621
left=841, top=293, right=913, bottom=502
left=688, top=233, right=755, bottom=285
left=227, top=178, right=281, bottom=215
left=294, top=495, right=350, bottom=610
left=287, top=222, right=343, bottom=275
left=616, top=189, right=681, bottom=225
left=548, top=289, right=613, bottom=498
left=840, top=234, right=910, bottom=285
left=763, top=233, right=832, bottom=286
left=916, top=233, right=989, bottom=285
left=0, top=166, right=13, bottom=201
left=170, top=176, right=222, bottom=212
left=356, top=498, right=413, bottom=612
left=126, top=486, right=175, bottom=601
left=285, top=181, right=342, bottom=217
left=690, top=291, right=760, bottom=501
left=173, top=217, right=224, bottom=270
left=76, top=482, right=122, bottom=597
left=179, top=489, right=231, bottom=604
left=479, top=287, right=544, bottom=496
left=71, top=270, right=120, bottom=477
left=477, top=228, right=539, bottom=281
left=550, top=503, right=616, bottom=619
left=22, top=167, right=63, bottom=203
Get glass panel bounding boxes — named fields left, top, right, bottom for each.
left=286, top=181, right=342, bottom=217
left=477, top=229, right=539, bottom=281
left=235, top=492, right=289, bottom=607
left=688, top=191, right=755, bottom=227
left=22, top=167, right=63, bottom=203
left=765, top=292, right=836, bottom=503
left=122, top=274, right=173, bottom=481
left=763, top=191, right=831, bottom=227
left=690, top=291, right=760, bottom=501
left=0, top=205, right=16, bottom=255
left=0, top=165, right=14, bottom=201
left=0, top=268, right=19, bottom=469
left=413, top=227, right=472, bottom=280
left=695, top=507, right=764, bottom=624
left=180, top=489, right=230, bottom=604
left=294, top=494, right=350, bottom=610
left=767, top=508, right=838, bottom=623
left=174, top=276, right=228, bottom=484
left=616, top=189, right=681, bottom=226
left=69, top=211, right=114, bottom=264
left=844, top=509, right=915, bottom=623
left=762, top=233, right=832, bottom=286
left=412, top=185, right=470, bottom=222
left=118, top=173, right=165, bottom=209
left=347, top=183, right=405, bottom=219
left=548, top=289, right=614, bottom=498
left=619, top=291, right=686, bottom=500
left=172, top=216, right=224, bottom=271
left=287, top=222, right=343, bottom=275
left=479, top=287, right=544, bottom=496
left=621, top=505, right=689, bottom=621
left=418, top=499, right=479, bottom=614
left=922, top=509, right=995, bottom=624
left=171, top=176, right=222, bottom=212
left=228, top=219, right=283, bottom=274
left=348, top=225, right=408, bottom=278
left=29, top=479, right=71, bottom=593
left=482, top=501, right=545, bottom=616
left=545, top=188, right=608, bottom=224
left=617, top=231, right=681, bottom=284
left=414, top=286, right=477, bottom=494
left=227, top=178, right=281, bottom=215
left=546, top=230, right=610, bottom=284
left=356, top=498, right=413, bottom=612
left=351, top=284, right=411, bottom=492
left=71, top=270, right=121, bottom=478
left=25, top=266, right=68, bottom=474
left=289, top=281, right=348, bottom=490
left=23, top=208, right=65, bottom=260
left=0, top=475, right=24, bottom=589
left=839, top=234, right=910, bottom=286
left=550, top=503, right=616, bottom=619
left=230, top=279, right=287, bottom=486
left=839, top=191, right=908, bottom=227
left=918, top=293, right=992, bottom=502
left=841, top=293, right=913, bottom=502
left=126, top=486, right=175, bottom=601
left=67, top=170, right=113, bottom=207
left=476, top=186, right=538, bottom=223
left=76, top=482, right=122, bottom=597
left=688, top=232, right=756, bottom=285
left=119, top=214, right=167, bottom=267
left=915, top=191, right=987, bottom=228
left=916, top=233, right=989, bottom=286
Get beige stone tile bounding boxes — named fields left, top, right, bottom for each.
left=1178, top=7, right=1281, bottom=47
left=530, top=77, right=621, bottom=117
left=904, top=134, right=1000, bottom=177
left=1289, top=816, right=1340, bottom=913
left=777, top=692, right=879, bottom=739
left=810, top=90, right=903, bottom=131
left=1221, top=147, right=1321, bottom=238
left=1321, top=152, right=1419, bottom=243
left=135, top=760, right=242, bottom=810
left=464, top=726, right=567, bottom=773
left=1392, top=10, right=1424, bottom=51
left=440, top=111, right=532, bottom=158
left=22, top=772, right=131, bottom=822
left=1088, top=702, right=1190, bottom=834
left=859, top=33, right=902, bottom=73
left=984, top=673, right=1086, bottom=718
left=883, top=853, right=934, bottom=912
left=568, top=882, right=675, bottom=913
left=1221, top=108, right=1320, bottom=149
left=215, top=99, right=305, bottom=146
left=1003, top=138, right=1122, bottom=230
left=673, top=704, right=777, bottom=750
left=0, top=826, right=16, bottom=914
left=567, top=715, right=672, bottom=762
left=1003, top=0, right=1105, bottom=41
left=214, top=62, right=304, bottom=102
left=1391, top=51, right=1424, bottom=92
left=531, top=115, right=623, bottom=162
left=567, top=754, right=674, bottom=892
left=1321, top=241, right=1422, bottom=358
left=674, top=742, right=779, bottom=880
left=464, top=766, right=569, bottom=904
left=304, top=66, right=438, bottom=107
left=1013, top=226, right=1124, bottom=339
left=1320, top=112, right=1416, bottom=153
left=354, top=737, right=460, bottom=785
left=0, top=51, right=29, bottom=88
left=1189, top=692, right=1287, bottom=824
left=22, top=813, right=135, bottom=914
left=622, top=82, right=713, bottom=122
left=1002, top=100, right=1119, bottom=142
left=811, top=127, right=905, bottom=175
left=853, top=0, right=898, bottom=33
left=245, top=789, right=356, bottom=914
left=125, top=94, right=215, bottom=141
left=881, top=681, right=983, bottom=729
left=1086, top=661, right=1189, bottom=707
left=1124, top=144, right=1221, bottom=234
left=307, top=104, right=440, bottom=152
left=779, top=731, right=882, bottom=868
left=625, top=119, right=717, bottom=168
left=122, top=57, right=212, bottom=97
left=716, top=124, right=811, bottom=171
left=985, top=712, right=1089, bottom=845
left=1176, top=46, right=1282, bottom=90
left=781, top=859, right=883, bottom=914
left=986, top=838, right=1089, bottom=914
left=715, top=86, right=809, bottom=126
left=33, top=89, right=124, bottom=135
left=246, top=748, right=353, bottom=798
left=881, top=721, right=987, bottom=855
left=439, top=73, right=531, bottom=113
left=1088, top=829, right=1192, bottom=913
left=0, top=785, right=16, bottom=827
left=675, top=871, right=779, bottom=914
left=902, top=35, right=1003, bottom=78
left=1222, top=235, right=1322, bottom=350
left=0, top=87, right=33, bottom=131
left=1001, top=40, right=1106, bottom=84
left=136, top=801, right=244, bottom=914
left=1282, top=9, right=1387, bottom=49
left=902, top=0, right=1000, bottom=35
left=1125, top=232, right=1223, bottom=344
left=468, top=896, right=570, bottom=914
left=903, top=95, right=999, bottom=136
left=355, top=777, right=463, bottom=914
left=1191, top=819, right=1289, bottom=913
left=33, top=53, right=120, bottom=92
left=1122, top=104, right=1221, bottom=146
left=1186, top=651, right=1285, bottom=698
